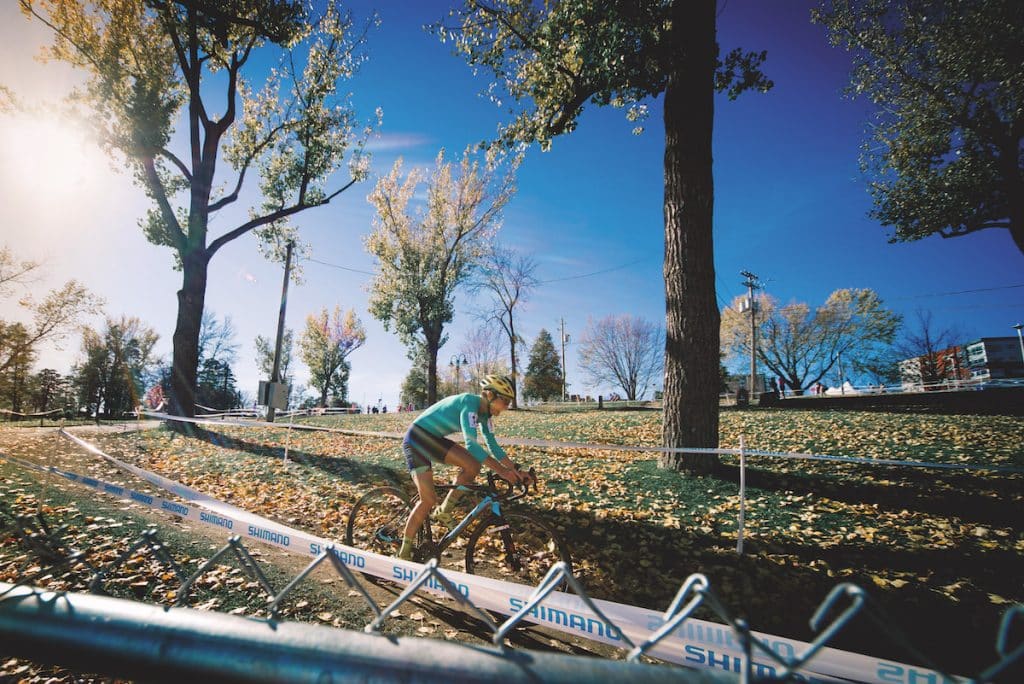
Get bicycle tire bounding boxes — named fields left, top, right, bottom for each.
left=345, top=486, right=418, bottom=557
left=464, top=512, right=572, bottom=588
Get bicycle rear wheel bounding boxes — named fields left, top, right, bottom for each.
left=345, top=487, right=418, bottom=557
left=465, top=512, right=572, bottom=588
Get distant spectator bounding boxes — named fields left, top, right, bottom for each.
left=778, top=377, right=786, bottom=397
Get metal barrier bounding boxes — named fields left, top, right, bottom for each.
left=2, top=502, right=1021, bottom=683
left=1, top=582, right=729, bottom=684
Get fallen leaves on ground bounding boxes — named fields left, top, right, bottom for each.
left=1, top=408, right=1021, bottom=677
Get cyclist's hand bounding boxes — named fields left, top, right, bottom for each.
left=518, top=468, right=538, bottom=488
left=501, top=466, right=524, bottom=485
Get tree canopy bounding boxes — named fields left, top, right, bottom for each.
left=74, top=315, right=159, bottom=419
left=720, top=288, right=902, bottom=393
left=437, top=0, right=771, bottom=474
left=0, top=245, right=103, bottom=385
left=815, top=0, right=1024, bottom=255
left=298, top=306, right=365, bottom=408
left=19, top=0, right=377, bottom=417
left=365, top=149, right=514, bottom=404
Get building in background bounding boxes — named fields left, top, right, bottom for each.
left=900, top=336, right=1024, bottom=389
left=961, top=337, right=1024, bottom=381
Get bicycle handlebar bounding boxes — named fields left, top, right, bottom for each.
left=483, top=466, right=536, bottom=502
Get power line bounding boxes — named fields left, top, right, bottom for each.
left=538, top=257, right=654, bottom=284
left=891, top=283, right=1024, bottom=300
left=307, top=254, right=662, bottom=284
left=305, top=257, right=377, bottom=276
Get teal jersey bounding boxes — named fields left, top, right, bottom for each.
left=412, top=393, right=508, bottom=464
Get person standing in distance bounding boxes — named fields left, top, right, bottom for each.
left=396, top=374, right=532, bottom=561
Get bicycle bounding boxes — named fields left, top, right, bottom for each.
left=345, top=470, right=572, bottom=587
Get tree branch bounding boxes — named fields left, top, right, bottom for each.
left=142, top=156, right=187, bottom=253
left=158, top=148, right=193, bottom=182
left=207, top=175, right=360, bottom=256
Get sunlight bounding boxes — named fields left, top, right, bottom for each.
left=0, top=113, right=113, bottom=209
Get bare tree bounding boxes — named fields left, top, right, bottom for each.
left=198, top=312, right=239, bottom=368
left=470, top=245, right=538, bottom=407
left=721, top=288, right=901, bottom=394
left=578, top=315, right=663, bottom=401
left=894, top=309, right=964, bottom=387
left=459, top=325, right=508, bottom=389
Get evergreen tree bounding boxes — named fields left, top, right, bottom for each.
left=30, top=369, right=66, bottom=414
left=196, top=358, right=241, bottom=411
left=522, top=329, right=563, bottom=402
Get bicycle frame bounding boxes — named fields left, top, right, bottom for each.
left=426, top=485, right=503, bottom=553
left=421, top=470, right=531, bottom=557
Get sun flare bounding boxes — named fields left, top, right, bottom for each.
left=0, top=114, right=113, bottom=207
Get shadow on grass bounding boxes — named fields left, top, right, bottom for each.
left=184, top=427, right=404, bottom=489
left=159, top=427, right=1016, bottom=676
left=544, top=505, right=1017, bottom=677
left=713, top=463, right=1023, bottom=530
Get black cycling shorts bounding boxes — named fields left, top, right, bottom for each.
left=402, top=424, right=456, bottom=472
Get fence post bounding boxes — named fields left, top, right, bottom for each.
left=736, top=434, right=746, bottom=555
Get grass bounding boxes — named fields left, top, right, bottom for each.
left=2, top=407, right=1022, bottom=678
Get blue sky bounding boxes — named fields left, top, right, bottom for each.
left=1, top=0, right=1021, bottom=408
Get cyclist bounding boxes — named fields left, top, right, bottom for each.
left=396, top=374, right=533, bottom=561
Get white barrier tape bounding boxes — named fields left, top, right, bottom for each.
left=6, top=432, right=964, bottom=684
left=141, top=410, right=1024, bottom=474
left=0, top=408, right=64, bottom=418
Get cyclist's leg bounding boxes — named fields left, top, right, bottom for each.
left=437, top=444, right=482, bottom=516
left=398, top=427, right=443, bottom=560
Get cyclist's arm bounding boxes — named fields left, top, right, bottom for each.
left=460, top=404, right=520, bottom=482
left=457, top=407, right=491, bottom=464
left=482, top=417, right=533, bottom=484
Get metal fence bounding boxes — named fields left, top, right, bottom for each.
left=2, top=502, right=1020, bottom=683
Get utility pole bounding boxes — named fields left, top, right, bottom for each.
left=1014, top=324, right=1024, bottom=366
left=267, top=240, right=294, bottom=423
left=560, top=318, right=569, bottom=402
left=838, top=350, right=845, bottom=396
left=740, top=271, right=761, bottom=401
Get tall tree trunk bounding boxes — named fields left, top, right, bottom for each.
left=426, top=334, right=440, bottom=405
left=660, top=0, right=721, bottom=475
left=169, top=250, right=209, bottom=420
left=1009, top=172, right=1024, bottom=256
left=509, top=315, right=518, bottom=409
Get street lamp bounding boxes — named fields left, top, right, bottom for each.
left=449, top=354, right=468, bottom=393
left=1014, top=324, right=1024, bottom=366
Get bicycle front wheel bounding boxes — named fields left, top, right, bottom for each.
left=465, top=512, right=572, bottom=587
left=345, top=487, right=414, bottom=557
